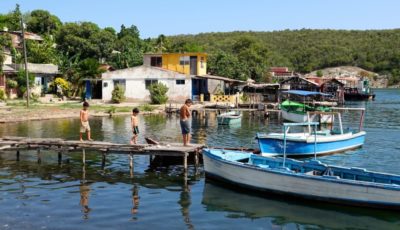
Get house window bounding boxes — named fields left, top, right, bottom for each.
left=176, top=79, right=185, bottom=85
left=179, top=56, right=190, bottom=65
left=150, top=57, right=162, bottom=67
left=113, top=79, right=126, bottom=90
left=145, top=79, right=158, bottom=89
left=103, top=82, right=108, bottom=87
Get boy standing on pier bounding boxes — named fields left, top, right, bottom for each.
left=80, top=101, right=93, bottom=141
left=180, top=99, right=192, bottom=146
left=130, top=108, right=140, bottom=145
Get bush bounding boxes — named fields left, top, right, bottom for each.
left=139, top=104, right=155, bottom=112
left=0, top=89, right=5, bottom=101
left=111, top=85, right=125, bottom=103
left=148, top=83, right=168, bottom=104
left=6, top=79, right=18, bottom=89
left=54, top=78, right=71, bottom=96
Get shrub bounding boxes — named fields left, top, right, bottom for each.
left=111, top=85, right=125, bottom=103
left=54, top=78, right=71, bottom=95
left=139, top=104, right=155, bottom=112
left=0, top=89, right=5, bottom=101
left=148, top=83, right=168, bottom=104
left=6, top=79, right=18, bottom=89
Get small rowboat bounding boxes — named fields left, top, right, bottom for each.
left=203, top=148, right=400, bottom=210
left=217, top=111, right=242, bottom=125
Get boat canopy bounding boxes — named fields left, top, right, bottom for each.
left=282, top=90, right=332, bottom=97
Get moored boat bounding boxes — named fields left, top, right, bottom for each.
left=258, top=108, right=366, bottom=157
left=280, top=90, right=334, bottom=123
left=203, top=148, right=400, bottom=210
left=217, top=111, right=242, bottom=125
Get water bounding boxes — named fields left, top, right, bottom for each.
left=0, top=89, right=400, bottom=229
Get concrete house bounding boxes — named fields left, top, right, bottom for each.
left=102, top=52, right=244, bottom=103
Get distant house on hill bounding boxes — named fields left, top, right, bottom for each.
left=0, top=29, right=59, bottom=98
left=101, top=53, right=244, bottom=102
left=269, top=67, right=294, bottom=81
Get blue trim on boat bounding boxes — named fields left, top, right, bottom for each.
left=257, top=132, right=366, bottom=156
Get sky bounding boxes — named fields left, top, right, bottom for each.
left=0, top=0, right=399, bottom=38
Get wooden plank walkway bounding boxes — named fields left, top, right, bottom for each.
left=0, top=136, right=204, bottom=171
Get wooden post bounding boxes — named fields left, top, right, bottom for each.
left=37, top=149, right=41, bottom=164
left=183, top=152, right=188, bottom=172
left=16, top=150, right=20, bottom=161
left=129, top=153, right=133, bottom=169
left=101, top=152, right=106, bottom=169
left=82, top=149, right=86, bottom=165
left=58, top=151, right=62, bottom=164
left=194, top=149, right=199, bottom=168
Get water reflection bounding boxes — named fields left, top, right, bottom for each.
left=131, top=184, right=139, bottom=215
left=80, top=182, right=91, bottom=219
left=202, top=181, right=400, bottom=229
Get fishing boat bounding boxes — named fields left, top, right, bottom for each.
left=280, top=90, right=334, bottom=123
left=203, top=136, right=400, bottom=210
left=257, top=108, right=366, bottom=156
left=217, top=111, right=242, bottom=125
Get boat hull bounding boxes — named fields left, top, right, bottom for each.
left=257, top=131, right=366, bottom=156
left=281, top=110, right=333, bottom=124
left=203, top=150, right=400, bottom=209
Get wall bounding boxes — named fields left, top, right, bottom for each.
left=102, top=66, right=192, bottom=102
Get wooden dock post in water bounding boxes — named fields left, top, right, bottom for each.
left=37, top=149, right=41, bottom=164
left=16, top=150, right=20, bottom=161
left=129, top=153, right=133, bottom=169
left=82, top=149, right=86, bottom=165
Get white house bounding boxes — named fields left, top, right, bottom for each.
left=102, top=65, right=191, bottom=102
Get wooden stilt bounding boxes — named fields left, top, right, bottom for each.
left=129, top=153, right=133, bottom=169
left=101, top=152, right=106, bottom=169
left=58, top=151, right=62, bottom=164
left=183, top=152, right=188, bottom=172
left=194, top=149, right=199, bottom=167
left=82, top=149, right=86, bottom=165
left=16, top=150, right=20, bottom=161
left=37, top=149, right=41, bottom=164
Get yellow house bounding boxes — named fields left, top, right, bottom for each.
left=143, top=52, right=207, bottom=76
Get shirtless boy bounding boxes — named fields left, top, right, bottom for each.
left=180, top=99, right=192, bottom=146
left=79, top=101, right=93, bottom=141
left=130, top=108, right=140, bottom=144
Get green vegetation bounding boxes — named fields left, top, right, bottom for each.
left=1, top=3, right=400, bottom=96
left=111, top=85, right=125, bottom=103
left=0, top=89, right=5, bottom=101
left=148, top=83, right=168, bottom=104
left=139, top=104, right=155, bottom=112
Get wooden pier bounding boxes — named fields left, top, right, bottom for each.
left=0, top=136, right=203, bottom=171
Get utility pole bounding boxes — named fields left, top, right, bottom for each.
left=20, top=15, right=29, bottom=108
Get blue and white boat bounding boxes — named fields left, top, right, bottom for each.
left=257, top=108, right=366, bottom=156
left=203, top=148, right=400, bottom=210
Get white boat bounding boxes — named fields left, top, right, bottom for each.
left=203, top=148, right=400, bottom=210
left=217, top=111, right=242, bottom=125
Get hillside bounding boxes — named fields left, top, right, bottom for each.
left=166, top=29, right=400, bottom=85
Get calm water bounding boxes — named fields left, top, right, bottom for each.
left=0, top=89, right=400, bottom=229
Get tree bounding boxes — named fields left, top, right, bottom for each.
left=27, top=10, right=62, bottom=35
left=111, top=85, right=125, bottom=103
left=0, top=33, right=12, bottom=73
left=26, top=36, right=58, bottom=63
left=316, top=70, right=323, bottom=77
left=16, top=70, right=35, bottom=97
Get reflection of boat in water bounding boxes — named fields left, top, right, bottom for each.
left=202, top=181, right=400, bottom=229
